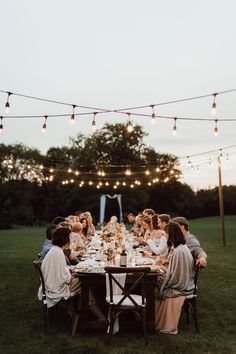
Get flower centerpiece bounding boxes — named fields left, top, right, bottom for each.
left=100, top=220, right=125, bottom=262
left=103, top=243, right=115, bottom=263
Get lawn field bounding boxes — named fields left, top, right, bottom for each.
left=0, top=216, right=236, bottom=354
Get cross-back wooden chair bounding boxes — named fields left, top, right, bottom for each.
left=33, top=260, right=79, bottom=335
left=104, top=266, right=151, bottom=345
left=183, top=266, right=201, bottom=332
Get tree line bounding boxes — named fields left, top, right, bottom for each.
left=0, top=123, right=235, bottom=228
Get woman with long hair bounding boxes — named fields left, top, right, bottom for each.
left=155, top=221, right=194, bottom=334
left=146, top=214, right=168, bottom=256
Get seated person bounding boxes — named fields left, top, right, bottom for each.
left=80, top=217, right=91, bottom=245
left=133, top=213, right=144, bottom=237
left=143, top=208, right=155, bottom=217
left=158, top=214, right=170, bottom=230
left=84, top=212, right=96, bottom=236
left=39, top=224, right=57, bottom=259
left=127, top=213, right=136, bottom=228
left=108, top=215, right=118, bottom=224
left=155, top=222, right=194, bottom=335
left=71, top=222, right=86, bottom=250
left=146, top=214, right=168, bottom=256
left=38, top=227, right=106, bottom=320
left=172, top=216, right=207, bottom=268
left=51, top=216, right=66, bottom=225
left=38, top=227, right=81, bottom=308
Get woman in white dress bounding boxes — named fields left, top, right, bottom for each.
left=146, top=214, right=168, bottom=256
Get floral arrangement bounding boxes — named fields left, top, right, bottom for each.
left=103, top=244, right=115, bottom=262
left=100, top=222, right=124, bottom=243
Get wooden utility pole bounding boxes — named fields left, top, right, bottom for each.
left=217, top=157, right=226, bottom=246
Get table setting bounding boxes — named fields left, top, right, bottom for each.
left=71, top=224, right=165, bottom=275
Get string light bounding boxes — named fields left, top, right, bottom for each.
left=70, top=105, right=76, bottom=124
left=211, top=93, right=217, bottom=116
left=145, top=169, right=150, bottom=175
left=0, top=117, right=3, bottom=133
left=214, top=119, right=218, bottom=136
left=150, top=105, right=156, bottom=125
left=172, top=117, right=177, bottom=135
left=125, top=168, right=131, bottom=176
left=126, top=113, right=133, bottom=133
left=42, top=116, right=47, bottom=133
left=5, top=92, right=12, bottom=113
left=92, top=112, right=97, bottom=132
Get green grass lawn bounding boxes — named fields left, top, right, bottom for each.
left=0, top=216, right=236, bottom=354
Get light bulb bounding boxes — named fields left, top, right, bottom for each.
left=70, top=114, right=75, bottom=124
left=211, top=94, right=217, bottom=116
left=212, top=102, right=217, bottom=116
left=126, top=113, right=133, bottom=132
left=5, top=92, right=12, bottom=114
left=70, top=105, right=76, bottom=124
left=0, top=117, right=3, bottom=133
left=42, top=116, right=48, bottom=133
left=172, top=118, right=177, bottom=135
left=92, top=113, right=97, bottom=131
left=214, top=120, right=218, bottom=136
left=150, top=105, right=156, bottom=124
left=127, top=121, right=133, bottom=132
left=5, top=102, right=10, bottom=114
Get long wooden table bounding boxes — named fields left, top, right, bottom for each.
left=75, top=270, right=158, bottom=333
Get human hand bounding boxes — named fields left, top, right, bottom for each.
left=196, top=256, right=207, bottom=268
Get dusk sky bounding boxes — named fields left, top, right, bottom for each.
left=0, top=0, right=235, bottom=190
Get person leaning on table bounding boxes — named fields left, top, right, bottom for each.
left=171, top=216, right=207, bottom=268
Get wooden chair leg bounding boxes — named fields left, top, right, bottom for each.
left=72, top=314, right=79, bottom=336
left=108, top=307, right=114, bottom=344
left=142, top=307, right=148, bottom=345
left=43, top=306, right=48, bottom=332
left=192, top=300, right=199, bottom=332
left=184, top=302, right=190, bottom=324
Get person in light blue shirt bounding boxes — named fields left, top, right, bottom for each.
left=39, top=224, right=57, bottom=258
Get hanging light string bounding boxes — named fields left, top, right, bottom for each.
left=177, top=144, right=236, bottom=171
left=180, top=150, right=236, bottom=173
left=115, top=89, right=236, bottom=112
left=2, top=144, right=236, bottom=171
left=2, top=147, right=236, bottom=185
left=178, top=144, right=236, bottom=159
left=0, top=89, right=110, bottom=112
left=1, top=88, right=236, bottom=116
left=2, top=109, right=236, bottom=122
